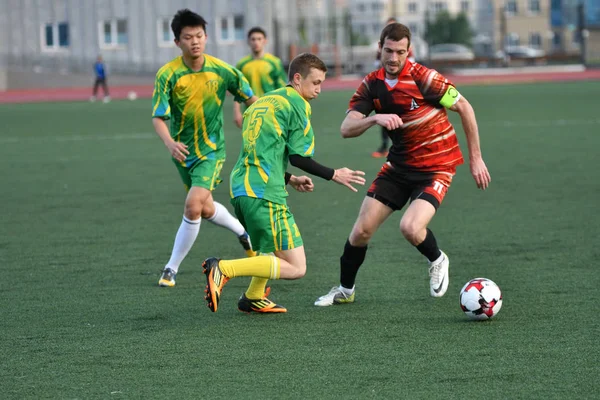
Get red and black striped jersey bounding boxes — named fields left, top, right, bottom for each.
left=348, top=61, right=464, bottom=172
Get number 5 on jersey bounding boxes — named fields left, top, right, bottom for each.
left=244, top=106, right=270, bottom=145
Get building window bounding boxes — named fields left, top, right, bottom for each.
left=409, top=23, right=418, bottom=36
left=528, top=0, right=540, bottom=14
left=432, top=2, right=447, bottom=13
left=157, top=18, right=174, bottom=47
left=357, top=3, right=365, bottom=12
left=506, top=32, right=520, bottom=47
left=99, top=19, right=128, bottom=48
left=408, top=2, right=417, bottom=13
left=529, top=32, right=542, bottom=48
left=461, top=1, right=470, bottom=12
left=234, top=16, right=244, bottom=40
left=506, top=1, right=518, bottom=15
left=218, top=15, right=245, bottom=42
left=552, top=31, right=562, bottom=49
left=41, top=22, right=69, bottom=51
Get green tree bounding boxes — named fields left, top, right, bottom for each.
left=425, top=11, right=473, bottom=47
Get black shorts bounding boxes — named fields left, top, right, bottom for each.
left=366, top=162, right=454, bottom=211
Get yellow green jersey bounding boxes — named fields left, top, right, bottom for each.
left=236, top=53, right=287, bottom=97
left=152, top=55, right=253, bottom=162
left=230, top=86, right=315, bottom=205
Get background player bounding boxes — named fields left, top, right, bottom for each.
left=90, top=55, right=110, bottom=103
left=315, top=23, right=491, bottom=306
left=152, top=9, right=258, bottom=287
left=201, top=53, right=366, bottom=314
left=233, top=27, right=288, bottom=128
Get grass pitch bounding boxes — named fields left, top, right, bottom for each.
left=1, top=81, right=599, bottom=399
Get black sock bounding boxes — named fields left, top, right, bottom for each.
left=415, top=229, right=442, bottom=262
left=340, top=239, right=368, bottom=289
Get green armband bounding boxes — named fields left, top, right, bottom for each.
left=439, top=86, right=461, bottom=108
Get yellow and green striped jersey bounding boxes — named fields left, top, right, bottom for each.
left=236, top=53, right=287, bottom=97
left=230, top=86, right=315, bottom=205
left=152, top=55, right=253, bottom=163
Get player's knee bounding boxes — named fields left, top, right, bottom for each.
left=291, top=262, right=306, bottom=279
left=200, top=206, right=215, bottom=219
left=399, top=219, right=421, bottom=243
left=183, top=203, right=202, bottom=220
left=350, top=225, right=374, bottom=245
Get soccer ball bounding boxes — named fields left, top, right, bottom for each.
left=459, top=278, right=502, bottom=320
left=127, top=91, right=138, bottom=101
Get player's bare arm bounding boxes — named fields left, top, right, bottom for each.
left=152, top=117, right=189, bottom=162
left=449, top=95, right=491, bottom=190
left=233, top=101, right=243, bottom=128
left=233, top=96, right=258, bottom=128
left=341, top=110, right=402, bottom=138
left=245, top=96, right=258, bottom=107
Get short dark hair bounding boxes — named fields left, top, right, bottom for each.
left=287, top=53, right=327, bottom=82
left=379, top=23, right=411, bottom=49
left=171, top=9, right=207, bottom=41
left=247, top=27, right=267, bottom=39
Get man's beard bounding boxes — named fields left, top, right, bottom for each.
left=384, top=63, right=402, bottom=77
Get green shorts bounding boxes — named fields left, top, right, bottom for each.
left=231, top=196, right=303, bottom=254
left=173, top=157, right=225, bottom=191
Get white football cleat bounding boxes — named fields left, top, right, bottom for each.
left=314, top=286, right=355, bottom=306
left=429, top=251, right=449, bottom=297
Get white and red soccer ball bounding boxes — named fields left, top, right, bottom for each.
left=460, top=278, right=503, bottom=320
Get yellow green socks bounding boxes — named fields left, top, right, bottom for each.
left=245, top=277, right=269, bottom=299
left=219, top=255, right=280, bottom=280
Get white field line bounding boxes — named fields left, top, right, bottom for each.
left=1, top=118, right=599, bottom=145
left=491, top=119, right=600, bottom=128
left=0, top=132, right=155, bottom=144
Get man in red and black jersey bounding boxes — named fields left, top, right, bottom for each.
left=315, top=23, right=491, bottom=306
left=372, top=17, right=415, bottom=158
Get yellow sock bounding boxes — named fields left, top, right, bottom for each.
left=219, top=255, right=280, bottom=279
left=245, top=277, right=269, bottom=299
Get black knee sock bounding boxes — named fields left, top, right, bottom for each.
left=340, top=239, right=368, bottom=289
left=415, top=229, right=442, bottom=262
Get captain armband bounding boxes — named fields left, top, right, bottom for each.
left=439, top=86, right=461, bottom=109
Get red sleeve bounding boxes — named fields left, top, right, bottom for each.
left=347, top=75, right=376, bottom=116
left=412, top=64, right=455, bottom=106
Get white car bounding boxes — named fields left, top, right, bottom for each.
left=428, top=43, right=475, bottom=61
left=496, top=46, right=546, bottom=59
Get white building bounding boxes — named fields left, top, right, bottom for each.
left=0, top=0, right=310, bottom=76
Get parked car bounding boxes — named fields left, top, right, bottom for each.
left=495, top=46, right=546, bottom=59
left=428, top=43, right=475, bottom=61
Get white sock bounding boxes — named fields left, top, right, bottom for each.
left=429, top=251, right=445, bottom=265
left=207, top=201, right=245, bottom=237
left=164, top=216, right=201, bottom=273
left=339, top=285, right=355, bottom=295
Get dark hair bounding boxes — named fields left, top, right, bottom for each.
left=379, top=23, right=411, bottom=49
left=247, top=27, right=267, bottom=39
left=287, top=53, right=327, bottom=82
left=171, top=9, right=207, bottom=41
